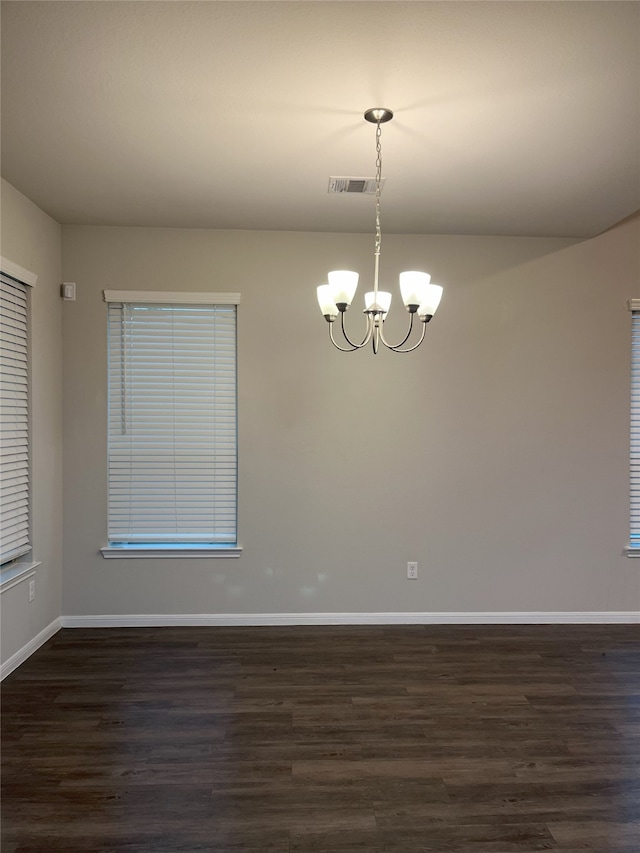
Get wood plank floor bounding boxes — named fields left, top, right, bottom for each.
left=2, top=624, right=639, bottom=852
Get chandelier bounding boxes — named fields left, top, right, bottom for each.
left=317, top=108, right=443, bottom=354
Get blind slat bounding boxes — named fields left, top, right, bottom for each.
left=630, top=311, right=640, bottom=548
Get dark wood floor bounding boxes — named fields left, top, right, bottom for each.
left=2, top=624, right=639, bottom=852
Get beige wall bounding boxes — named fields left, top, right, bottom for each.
left=2, top=182, right=635, bottom=664
left=60, top=221, right=640, bottom=617
left=1, top=179, right=63, bottom=664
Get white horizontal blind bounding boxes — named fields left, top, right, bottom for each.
left=631, top=308, right=640, bottom=550
left=0, top=274, right=30, bottom=564
left=107, top=301, right=237, bottom=545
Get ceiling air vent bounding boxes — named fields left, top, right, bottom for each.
left=328, top=176, right=386, bottom=195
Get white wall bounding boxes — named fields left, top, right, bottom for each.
left=1, top=179, right=63, bottom=665
left=60, top=221, right=640, bottom=618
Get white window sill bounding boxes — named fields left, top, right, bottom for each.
left=1, top=560, right=42, bottom=593
left=100, top=545, right=242, bottom=559
left=625, top=546, right=640, bottom=558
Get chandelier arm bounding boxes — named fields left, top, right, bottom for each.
left=328, top=313, right=373, bottom=351
left=388, top=318, right=429, bottom=353
left=377, top=311, right=416, bottom=351
left=339, top=311, right=373, bottom=349
left=328, top=323, right=360, bottom=352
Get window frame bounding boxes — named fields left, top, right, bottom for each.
left=101, top=290, right=241, bottom=560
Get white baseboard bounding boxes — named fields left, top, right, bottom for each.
left=0, top=617, right=62, bottom=680
left=60, top=611, right=640, bottom=628
left=2, top=613, right=636, bottom=677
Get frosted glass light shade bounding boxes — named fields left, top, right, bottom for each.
left=364, top=290, right=392, bottom=317
left=417, top=284, right=443, bottom=318
left=328, top=270, right=359, bottom=306
left=399, top=271, right=431, bottom=307
left=317, top=284, right=338, bottom=317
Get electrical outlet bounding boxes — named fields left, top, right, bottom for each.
left=407, top=561, right=418, bottom=580
left=28, top=579, right=36, bottom=602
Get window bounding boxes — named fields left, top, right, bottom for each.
left=102, top=290, right=241, bottom=558
left=629, top=300, right=640, bottom=555
left=0, top=263, right=36, bottom=577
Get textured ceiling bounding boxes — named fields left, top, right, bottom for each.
left=1, top=1, right=639, bottom=237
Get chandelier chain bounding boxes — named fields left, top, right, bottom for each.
left=374, top=121, right=382, bottom=261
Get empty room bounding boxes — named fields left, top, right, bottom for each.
left=1, top=1, right=639, bottom=851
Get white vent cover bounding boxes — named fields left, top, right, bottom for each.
left=328, top=177, right=386, bottom=195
